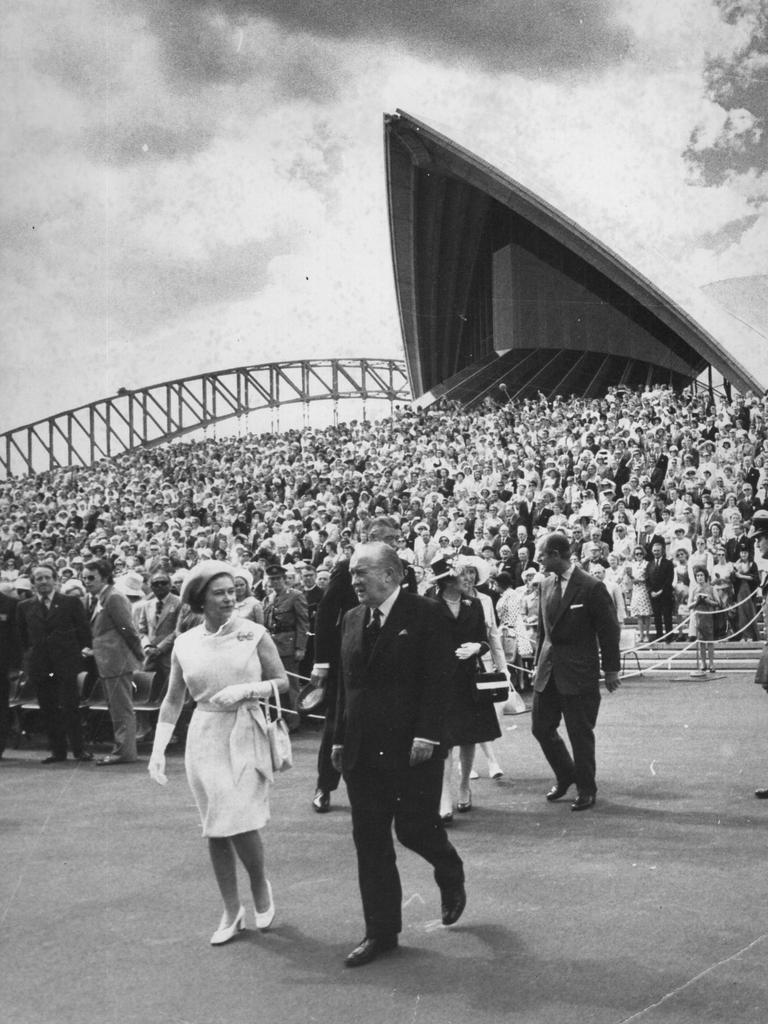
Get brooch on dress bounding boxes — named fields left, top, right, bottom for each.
left=236, top=631, right=255, bottom=642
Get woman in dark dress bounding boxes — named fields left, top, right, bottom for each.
left=732, top=550, right=760, bottom=641
left=429, top=556, right=501, bottom=821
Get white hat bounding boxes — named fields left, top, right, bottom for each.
left=456, top=555, right=491, bottom=587
left=61, top=578, right=86, bottom=596
left=116, top=571, right=145, bottom=598
left=233, top=566, right=253, bottom=590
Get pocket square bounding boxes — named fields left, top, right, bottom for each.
left=398, top=629, right=409, bottom=636
left=569, top=604, right=584, bottom=609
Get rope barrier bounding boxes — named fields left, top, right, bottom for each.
left=507, top=586, right=765, bottom=682
left=280, top=587, right=767, bottom=713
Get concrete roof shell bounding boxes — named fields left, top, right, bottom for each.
left=385, top=109, right=767, bottom=400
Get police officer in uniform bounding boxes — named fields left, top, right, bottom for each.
left=298, top=563, right=324, bottom=696
left=263, top=564, right=309, bottom=732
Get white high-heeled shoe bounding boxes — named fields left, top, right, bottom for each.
left=210, top=905, right=246, bottom=945
left=255, top=880, right=275, bottom=930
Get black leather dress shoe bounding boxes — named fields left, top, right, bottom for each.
left=312, top=790, right=330, bottom=813
left=344, top=935, right=398, bottom=967
left=571, top=792, right=596, bottom=811
left=755, top=787, right=768, bottom=799
left=441, top=882, right=467, bottom=926
left=545, top=780, right=573, bottom=802
left=41, top=754, right=67, bottom=764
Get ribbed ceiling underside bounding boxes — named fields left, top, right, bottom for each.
left=385, top=111, right=766, bottom=403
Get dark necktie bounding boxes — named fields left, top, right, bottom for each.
left=156, top=598, right=163, bottom=618
left=41, top=597, right=49, bottom=617
left=364, top=607, right=382, bottom=658
left=550, top=575, right=563, bottom=619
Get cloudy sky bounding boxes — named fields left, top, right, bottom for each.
left=1, top=0, right=766, bottom=431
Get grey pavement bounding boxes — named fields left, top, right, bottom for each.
left=2, top=674, right=768, bottom=1024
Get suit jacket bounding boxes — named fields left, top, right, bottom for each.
left=137, top=593, right=181, bottom=669
left=533, top=565, right=620, bottom=696
left=646, top=557, right=674, bottom=602
left=0, top=592, right=21, bottom=676
left=92, top=586, right=144, bottom=679
left=334, top=591, right=454, bottom=772
left=17, top=593, right=91, bottom=678
left=313, top=561, right=358, bottom=671
left=726, top=535, right=754, bottom=563
left=313, top=558, right=417, bottom=670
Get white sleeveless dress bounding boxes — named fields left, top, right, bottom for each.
left=172, top=617, right=273, bottom=837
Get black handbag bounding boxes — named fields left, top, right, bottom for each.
left=473, top=659, right=509, bottom=703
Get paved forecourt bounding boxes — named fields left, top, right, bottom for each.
left=3, top=672, right=768, bottom=1024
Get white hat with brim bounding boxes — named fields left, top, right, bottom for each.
left=116, top=571, right=145, bottom=598
left=456, top=555, right=491, bottom=587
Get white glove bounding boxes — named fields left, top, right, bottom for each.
left=209, top=681, right=273, bottom=708
left=455, top=642, right=482, bottom=660
left=148, top=722, right=175, bottom=786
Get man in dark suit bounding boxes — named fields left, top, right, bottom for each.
left=331, top=542, right=465, bottom=967
left=725, top=516, right=755, bottom=563
left=16, top=564, right=92, bottom=763
left=297, top=562, right=324, bottom=683
left=308, top=515, right=417, bottom=813
left=647, top=540, right=675, bottom=643
left=0, top=587, right=21, bottom=758
left=532, top=532, right=621, bottom=811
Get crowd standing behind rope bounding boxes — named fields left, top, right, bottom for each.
left=2, top=384, right=768, bottom=703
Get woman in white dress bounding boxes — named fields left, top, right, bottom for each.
left=149, top=563, right=288, bottom=945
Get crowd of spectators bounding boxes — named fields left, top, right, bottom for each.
left=1, top=383, right=767, bottom=645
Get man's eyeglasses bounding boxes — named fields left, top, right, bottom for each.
left=82, top=575, right=98, bottom=581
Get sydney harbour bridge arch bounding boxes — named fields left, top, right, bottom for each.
left=1, top=358, right=410, bottom=479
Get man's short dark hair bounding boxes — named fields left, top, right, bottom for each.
left=542, top=533, right=571, bottom=559
left=84, top=558, right=114, bottom=584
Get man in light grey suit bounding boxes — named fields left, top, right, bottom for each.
left=83, top=558, right=144, bottom=765
left=532, top=532, right=621, bottom=811
left=137, top=570, right=181, bottom=699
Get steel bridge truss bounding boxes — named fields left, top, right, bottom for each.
left=2, top=358, right=410, bottom=478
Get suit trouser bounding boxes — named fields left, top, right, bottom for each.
left=532, top=678, right=601, bottom=796
left=315, top=673, right=341, bottom=794
left=651, top=597, right=674, bottom=640
left=0, top=668, right=10, bottom=755
left=35, top=668, right=85, bottom=758
left=103, top=674, right=137, bottom=761
left=344, top=756, right=464, bottom=938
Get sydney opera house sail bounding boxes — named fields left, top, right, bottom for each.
left=384, top=110, right=767, bottom=406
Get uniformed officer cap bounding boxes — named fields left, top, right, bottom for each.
left=265, top=564, right=287, bottom=578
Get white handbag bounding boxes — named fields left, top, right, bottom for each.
left=262, top=680, right=292, bottom=773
